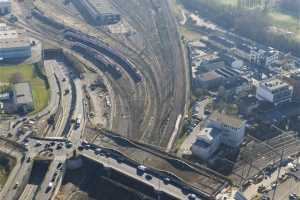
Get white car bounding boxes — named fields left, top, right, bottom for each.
left=138, top=165, right=147, bottom=171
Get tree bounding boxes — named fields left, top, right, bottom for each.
left=279, top=0, right=300, bottom=15
left=9, top=72, right=24, bottom=84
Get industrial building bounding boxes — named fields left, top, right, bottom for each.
left=13, top=82, right=34, bottom=113
left=0, top=24, right=32, bottom=60
left=72, top=0, right=120, bottom=26
left=233, top=43, right=279, bottom=67
left=256, top=78, right=293, bottom=106
left=0, top=0, right=11, bottom=15
left=250, top=47, right=279, bottom=66
left=195, top=66, right=240, bottom=89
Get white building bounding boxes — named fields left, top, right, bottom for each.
left=256, top=78, right=293, bottom=106
left=250, top=47, right=279, bottom=66
left=0, top=24, right=32, bottom=60
left=192, top=112, right=246, bottom=160
left=0, top=0, right=11, bottom=15
left=191, top=128, right=221, bottom=160
left=207, top=112, right=246, bottom=147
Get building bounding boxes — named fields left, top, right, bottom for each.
left=250, top=47, right=279, bottom=67
left=191, top=128, right=221, bottom=160
left=233, top=43, right=279, bottom=67
left=238, top=95, right=258, bottom=116
left=256, top=78, right=293, bottom=106
left=207, top=112, right=246, bottom=147
left=283, top=71, right=300, bottom=102
left=13, top=82, right=34, bottom=113
left=195, top=65, right=241, bottom=89
left=72, top=0, right=120, bottom=26
left=0, top=0, right=11, bottom=15
left=0, top=24, right=32, bottom=60
left=195, top=71, right=224, bottom=89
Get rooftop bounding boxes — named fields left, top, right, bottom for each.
left=197, top=71, right=223, bottom=82
left=0, top=0, right=10, bottom=3
left=13, top=82, right=33, bottom=105
left=261, top=78, right=290, bottom=91
left=196, top=127, right=221, bottom=146
left=209, top=112, right=245, bottom=129
left=0, top=27, right=30, bottom=49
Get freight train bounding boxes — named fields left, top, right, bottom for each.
left=64, top=30, right=142, bottom=82
left=71, top=42, right=122, bottom=80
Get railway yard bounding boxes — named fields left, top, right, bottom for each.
left=0, top=0, right=229, bottom=200
left=1, top=0, right=299, bottom=199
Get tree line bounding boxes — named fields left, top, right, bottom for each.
left=179, top=0, right=300, bottom=56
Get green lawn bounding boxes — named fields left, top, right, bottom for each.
left=0, top=64, right=49, bottom=113
left=268, top=11, right=300, bottom=41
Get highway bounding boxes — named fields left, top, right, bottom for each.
left=80, top=148, right=201, bottom=200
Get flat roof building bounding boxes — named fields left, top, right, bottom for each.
left=0, top=24, right=32, bottom=60
left=191, top=128, right=221, bottom=160
left=13, top=82, right=34, bottom=113
left=208, top=112, right=246, bottom=147
left=256, top=78, right=293, bottom=106
left=0, top=0, right=11, bottom=15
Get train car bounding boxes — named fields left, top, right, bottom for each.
left=71, top=43, right=122, bottom=79
left=64, top=31, right=142, bottom=82
left=31, top=9, right=65, bottom=30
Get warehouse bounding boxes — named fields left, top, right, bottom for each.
left=72, top=0, right=120, bottom=25
left=0, top=0, right=11, bottom=15
left=13, top=82, right=34, bottom=113
left=0, top=24, right=32, bottom=60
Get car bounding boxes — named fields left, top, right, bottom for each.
left=271, top=182, right=277, bottom=189
left=52, top=172, right=58, bottom=182
left=145, top=174, right=152, bottom=181
left=26, top=157, right=31, bottom=163
left=46, top=182, right=53, bottom=193
left=56, top=144, right=63, bottom=150
left=50, top=141, right=56, bottom=146
left=188, top=194, right=197, bottom=200
left=57, top=163, right=63, bottom=170
left=65, top=142, right=72, bottom=148
left=163, top=177, right=171, bottom=184
left=34, top=142, right=42, bottom=147
left=78, top=146, right=84, bottom=151
left=138, top=165, right=147, bottom=171
left=289, top=194, right=297, bottom=200
left=137, top=165, right=147, bottom=175
left=95, top=148, right=102, bottom=154
left=13, top=182, right=19, bottom=189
